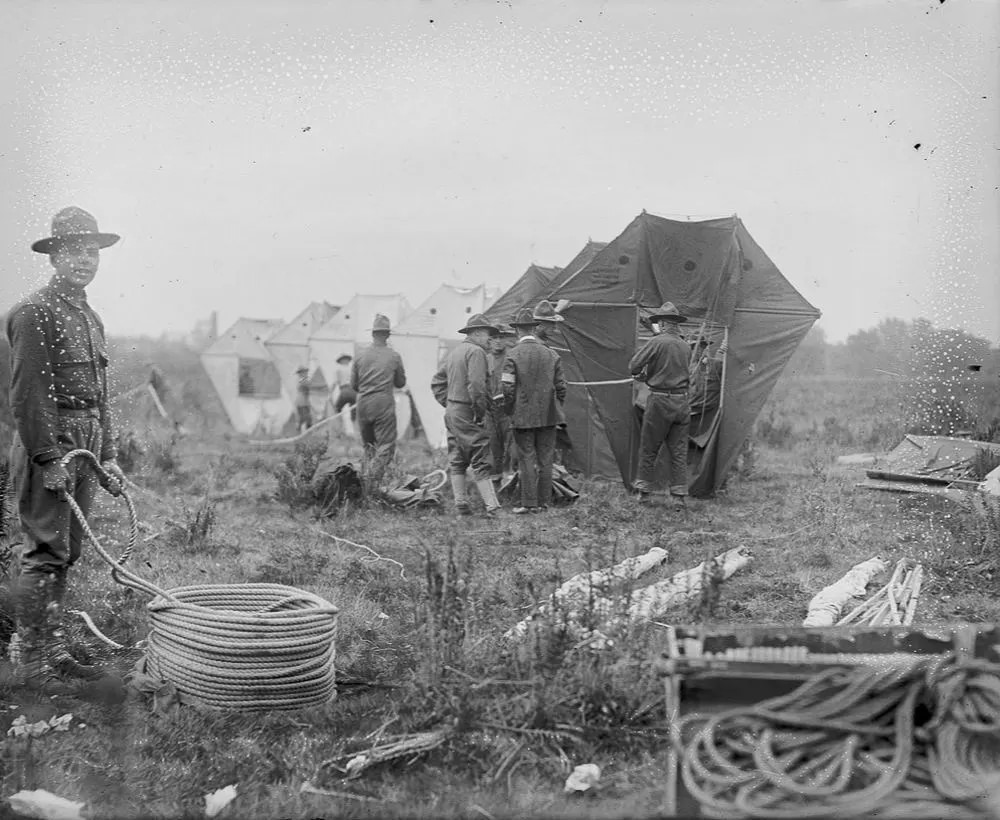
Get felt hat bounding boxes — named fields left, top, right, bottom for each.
left=532, top=300, right=565, bottom=323
left=370, top=314, right=392, bottom=333
left=32, top=206, right=120, bottom=254
left=511, top=308, right=539, bottom=327
left=649, top=302, right=687, bottom=323
left=458, top=313, right=499, bottom=335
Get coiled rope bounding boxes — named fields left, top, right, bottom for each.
left=60, top=449, right=339, bottom=711
left=676, top=652, right=1000, bottom=818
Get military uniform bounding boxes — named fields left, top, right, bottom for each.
left=7, top=283, right=117, bottom=685
left=430, top=314, right=502, bottom=515
left=628, top=303, right=691, bottom=499
left=351, top=319, right=406, bottom=484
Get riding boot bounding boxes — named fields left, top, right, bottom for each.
left=475, top=478, right=502, bottom=515
left=450, top=473, right=471, bottom=516
left=47, top=568, right=102, bottom=680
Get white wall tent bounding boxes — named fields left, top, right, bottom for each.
left=393, top=284, right=499, bottom=449
left=264, top=301, right=339, bottom=419
left=200, top=318, right=291, bottom=435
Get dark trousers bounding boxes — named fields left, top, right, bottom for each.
left=356, top=394, right=397, bottom=483
left=513, top=426, right=557, bottom=508
left=296, top=405, right=313, bottom=430
left=444, top=402, right=492, bottom=481
left=12, top=415, right=103, bottom=633
left=486, top=408, right=515, bottom=478
left=635, top=392, right=690, bottom=496
left=334, top=387, right=357, bottom=414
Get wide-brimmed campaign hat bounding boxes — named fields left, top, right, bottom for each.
left=511, top=308, right=539, bottom=327
left=370, top=314, right=392, bottom=333
left=458, top=313, right=499, bottom=335
left=32, top=206, right=120, bottom=254
left=532, top=300, right=565, bottom=323
left=649, top=302, right=687, bottom=323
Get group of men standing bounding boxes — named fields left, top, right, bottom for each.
left=431, top=303, right=567, bottom=516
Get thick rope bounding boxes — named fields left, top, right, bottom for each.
left=675, top=652, right=1000, bottom=818
left=59, top=449, right=339, bottom=711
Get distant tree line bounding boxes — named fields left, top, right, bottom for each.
left=785, top=318, right=1000, bottom=381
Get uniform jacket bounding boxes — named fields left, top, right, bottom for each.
left=501, top=336, right=567, bottom=429
left=629, top=329, right=691, bottom=392
left=431, top=339, right=489, bottom=418
left=350, top=344, right=406, bottom=398
left=6, top=281, right=116, bottom=464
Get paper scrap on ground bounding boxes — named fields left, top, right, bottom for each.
left=7, top=790, right=85, bottom=820
left=564, top=764, right=601, bottom=793
left=204, top=785, right=237, bottom=818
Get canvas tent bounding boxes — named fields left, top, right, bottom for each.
left=545, top=211, right=820, bottom=496
left=265, top=301, right=339, bottom=421
left=394, top=283, right=499, bottom=449
left=201, top=318, right=291, bottom=435
left=484, top=264, right=562, bottom=326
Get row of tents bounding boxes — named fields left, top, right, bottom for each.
left=200, top=211, right=821, bottom=496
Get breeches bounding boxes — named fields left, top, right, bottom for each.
left=444, top=403, right=491, bottom=480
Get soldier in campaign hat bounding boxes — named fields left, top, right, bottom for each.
left=628, top=302, right=691, bottom=505
left=7, top=207, right=125, bottom=693
left=431, top=313, right=503, bottom=516
left=350, top=314, right=406, bottom=485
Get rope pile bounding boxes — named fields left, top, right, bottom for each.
left=62, top=449, right=339, bottom=711
left=676, top=652, right=1000, bottom=818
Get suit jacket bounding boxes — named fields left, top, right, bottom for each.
left=501, top=337, right=566, bottom=429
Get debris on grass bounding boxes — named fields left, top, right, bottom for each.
left=802, top=556, right=888, bottom=626
left=836, top=559, right=924, bottom=626
left=504, top=547, right=670, bottom=641
left=203, top=784, right=237, bottom=817
left=6, top=713, right=73, bottom=738
left=563, top=763, right=601, bottom=794
left=6, top=789, right=85, bottom=820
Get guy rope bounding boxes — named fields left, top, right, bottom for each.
left=59, top=449, right=339, bottom=711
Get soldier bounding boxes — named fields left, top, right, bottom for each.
left=628, top=302, right=691, bottom=506
left=294, top=366, right=313, bottom=433
left=431, top=314, right=502, bottom=516
left=501, top=307, right=567, bottom=514
left=6, top=206, right=125, bottom=692
left=350, top=314, right=406, bottom=485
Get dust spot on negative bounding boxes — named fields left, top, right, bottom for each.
left=618, top=255, right=630, bottom=265
left=684, top=260, right=697, bottom=272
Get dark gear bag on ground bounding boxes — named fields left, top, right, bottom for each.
left=312, top=463, right=364, bottom=518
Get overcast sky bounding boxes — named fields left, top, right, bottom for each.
left=2, top=0, right=997, bottom=344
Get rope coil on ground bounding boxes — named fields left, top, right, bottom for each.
left=60, top=449, right=339, bottom=711
left=675, top=653, right=1000, bottom=818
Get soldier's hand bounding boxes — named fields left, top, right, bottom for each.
left=41, top=461, right=71, bottom=495
left=99, top=459, right=125, bottom=497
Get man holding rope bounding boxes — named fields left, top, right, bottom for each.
left=6, top=206, right=124, bottom=692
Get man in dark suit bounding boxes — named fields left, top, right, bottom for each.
left=501, top=307, right=567, bottom=514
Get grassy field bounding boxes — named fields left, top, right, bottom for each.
left=0, top=373, right=997, bottom=819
